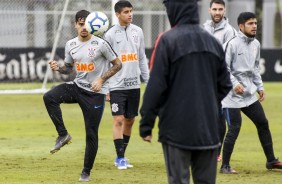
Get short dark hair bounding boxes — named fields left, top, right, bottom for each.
left=210, top=0, right=225, bottom=7
left=114, top=0, right=133, bottom=13
left=237, top=12, right=256, bottom=25
left=75, top=10, right=90, bottom=23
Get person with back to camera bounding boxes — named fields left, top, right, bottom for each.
left=139, top=0, right=232, bottom=183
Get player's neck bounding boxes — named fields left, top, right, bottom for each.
left=78, top=35, right=92, bottom=42
left=119, top=20, right=130, bottom=27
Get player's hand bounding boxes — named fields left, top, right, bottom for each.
left=258, top=90, right=265, bottom=102
left=106, top=93, right=110, bottom=102
left=142, top=135, right=152, bottom=143
left=234, top=83, right=245, bottom=95
left=48, top=60, right=59, bottom=71
left=90, top=78, right=104, bottom=92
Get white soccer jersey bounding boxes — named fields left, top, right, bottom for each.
left=64, top=35, right=117, bottom=94
left=104, top=23, right=149, bottom=91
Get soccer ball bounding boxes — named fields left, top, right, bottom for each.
left=85, top=11, right=109, bottom=36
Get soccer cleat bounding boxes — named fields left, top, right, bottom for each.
left=217, top=155, right=222, bottom=162
left=50, top=134, right=72, bottom=154
left=266, top=159, right=282, bottom=170
left=114, top=157, right=133, bottom=168
left=79, top=172, right=90, bottom=182
left=220, top=165, right=237, bottom=174
left=116, top=158, right=127, bottom=170
left=124, top=158, right=134, bottom=168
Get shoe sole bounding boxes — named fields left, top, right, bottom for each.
left=114, top=162, right=133, bottom=168
left=50, top=140, right=72, bottom=154
left=78, top=178, right=90, bottom=182
left=118, top=166, right=127, bottom=170
left=220, top=170, right=237, bottom=174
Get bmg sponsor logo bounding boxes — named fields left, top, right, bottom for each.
left=75, top=62, right=95, bottom=72
left=120, top=53, right=138, bottom=62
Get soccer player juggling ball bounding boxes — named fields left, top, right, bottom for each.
left=43, top=10, right=122, bottom=182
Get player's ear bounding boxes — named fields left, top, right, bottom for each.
left=115, top=12, right=120, bottom=18
left=239, top=24, right=244, bottom=31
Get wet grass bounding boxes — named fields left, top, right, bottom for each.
left=0, top=82, right=282, bottom=183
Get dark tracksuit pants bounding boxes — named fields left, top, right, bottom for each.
left=43, top=82, right=105, bottom=174
left=162, top=143, right=217, bottom=184
left=218, top=109, right=227, bottom=156
left=222, top=100, right=276, bottom=166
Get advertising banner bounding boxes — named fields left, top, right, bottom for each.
left=0, top=48, right=281, bottom=82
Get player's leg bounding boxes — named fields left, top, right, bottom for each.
left=191, top=149, right=217, bottom=184
left=221, top=108, right=241, bottom=174
left=109, top=90, right=127, bottom=169
left=123, top=117, right=134, bottom=152
left=241, top=101, right=282, bottom=169
left=43, top=82, right=77, bottom=153
left=123, top=88, right=140, bottom=167
left=217, top=108, right=226, bottom=162
left=78, top=91, right=105, bottom=181
left=162, top=143, right=191, bottom=184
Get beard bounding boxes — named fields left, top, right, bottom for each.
left=211, top=15, right=223, bottom=23
left=244, top=32, right=256, bottom=38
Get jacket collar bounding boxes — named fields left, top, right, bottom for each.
left=117, top=22, right=131, bottom=29
left=208, top=17, right=228, bottom=31
left=238, top=31, right=255, bottom=44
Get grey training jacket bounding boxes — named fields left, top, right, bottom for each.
left=203, top=17, right=236, bottom=45
left=222, top=31, right=264, bottom=108
left=104, top=23, right=149, bottom=91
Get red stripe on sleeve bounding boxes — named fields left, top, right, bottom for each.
left=149, top=32, right=165, bottom=72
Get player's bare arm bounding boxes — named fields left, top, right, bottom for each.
left=102, top=58, right=122, bottom=81
left=90, top=58, right=122, bottom=92
left=48, top=60, right=73, bottom=74
left=58, top=62, right=74, bottom=74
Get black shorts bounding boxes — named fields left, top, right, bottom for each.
left=110, top=89, right=140, bottom=118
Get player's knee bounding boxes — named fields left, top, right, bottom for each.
left=43, top=92, right=52, bottom=104
left=257, top=119, right=269, bottom=131
left=125, top=119, right=134, bottom=128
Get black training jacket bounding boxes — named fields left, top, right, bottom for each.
left=139, top=0, right=232, bottom=150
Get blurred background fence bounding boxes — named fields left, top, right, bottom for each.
left=0, top=0, right=282, bottom=85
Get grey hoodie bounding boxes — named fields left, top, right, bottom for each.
left=203, top=17, right=236, bottom=45
left=222, top=31, right=263, bottom=108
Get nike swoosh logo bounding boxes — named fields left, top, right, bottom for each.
left=238, top=53, right=243, bottom=55
left=94, top=105, right=102, bottom=109
left=72, top=52, right=77, bottom=55
left=117, top=41, right=121, bottom=44
left=59, top=135, right=69, bottom=145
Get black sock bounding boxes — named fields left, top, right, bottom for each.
left=114, top=139, right=124, bottom=158
left=123, top=134, right=130, bottom=153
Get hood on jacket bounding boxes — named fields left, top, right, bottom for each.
left=163, top=0, right=199, bottom=27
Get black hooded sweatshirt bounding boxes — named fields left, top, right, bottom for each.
left=139, top=0, right=232, bottom=150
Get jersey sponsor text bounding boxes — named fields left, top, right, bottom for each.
left=120, top=53, right=138, bottom=62
left=76, top=62, right=95, bottom=72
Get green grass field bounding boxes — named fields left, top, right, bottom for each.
left=0, top=82, right=282, bottom=184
